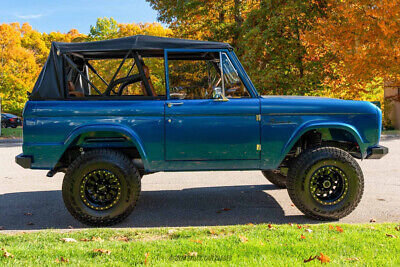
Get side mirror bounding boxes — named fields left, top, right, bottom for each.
left=212, top=87, right=229, bottom=102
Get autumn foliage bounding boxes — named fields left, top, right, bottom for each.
left=2, top=1, right=400, bottom=116
left=0, top=18, right=171, bottom=115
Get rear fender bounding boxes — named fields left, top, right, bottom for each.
left=63, top=124, right=149, bottom=169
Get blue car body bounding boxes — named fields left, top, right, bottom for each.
left=18, top=48, right=383, bottom=173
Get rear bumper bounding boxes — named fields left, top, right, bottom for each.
left=366, top=145, right=389, bottom=159
left=15, top=153, right=32, bottom=168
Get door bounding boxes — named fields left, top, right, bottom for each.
left=165, top=51, right=260, bottom=161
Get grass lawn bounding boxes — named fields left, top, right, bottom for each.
left=1, top=223, right=399, bottom=266
left=0, top=127, right=22, bottom=139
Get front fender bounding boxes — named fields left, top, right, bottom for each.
left=63, top=123, right=149, bottom=170
left=281, top=121, right=366, bottom=162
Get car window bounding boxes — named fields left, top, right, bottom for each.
left=168, top=52, right=250, bottom=100
left=221, top=53, right=250, bottom=98
left=168, top=59, right=221, bottom=100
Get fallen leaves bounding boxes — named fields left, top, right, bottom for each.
left=144, top=252, right=150, bottom=265
left=318, top=253, right=331, bottom=263
left=61, top=238, right=77, bottom=243
left=186, top=251, right=198, bottom=257
left=93, top=249, right=111, bottom=255
left=268, top=224, right=274, bottom=229
left=304, top=228, right=313, bottom=233
left=386, top=234, right=398, bottom=238
left=300, top=235, right=306, bottom=240
left=328, top=225, right=344, bottom=233
left=336, top=226, right=344, bottom=233
left=395, top=225, right=400, bottom=231
left=239, top=235, right=248, bottom=243
left=190, top=239, right=203, bottom=244
left=1, top=248, right=14, bottom=258
left=370, top=218, right=376, bottom=223
left=304, top=253, right=330, bottom=264
left=216, top=208, right=231, bottom=214
left=80, top=236, right=103, bottom=242
left=55, top=256, right=69, bottom=263
left=345, top=257, right=360, bottom=261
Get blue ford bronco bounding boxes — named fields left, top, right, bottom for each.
left=16, top=35, right=388, bottom=226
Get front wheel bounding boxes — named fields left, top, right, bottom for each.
left=62, top=149, right=141, bottom=226
left=287, top=147, right=364, bottom=220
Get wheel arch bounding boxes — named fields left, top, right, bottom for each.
left=59, top=124, right=149, bottom=170
left=278, top=122, right=367, bottom=166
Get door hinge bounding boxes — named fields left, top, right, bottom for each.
left=257, top=144, right=261, bottom=151
left=256, top=114, right=261, bottom=121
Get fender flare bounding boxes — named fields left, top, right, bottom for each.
left=63, top=123, right=150, bottom=170
left=279, top=121, right=367, bottom=165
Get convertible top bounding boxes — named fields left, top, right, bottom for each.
left=54, top=35, right=232, bottom=56
left=30, top=35, right=231, bottom=100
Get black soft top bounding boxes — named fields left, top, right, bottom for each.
left=53, top=35, right=232, bottom=58
left=30, top=35, right=231, bottom=100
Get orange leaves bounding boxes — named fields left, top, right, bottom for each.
left=318, top=253, right=331, bottom=263
left=55, top=256, right=69, bottom=263
left=304, top=253, right=330, bottom=264
left=300, top=235, right=306, bottom=240
left=190, top=239, right=203, bottom=244
left=328, top=225, right=344, bottom=233
left=144, top=252, right=150, bottom=265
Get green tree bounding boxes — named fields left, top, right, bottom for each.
left=88, top=17, right=119, bottom=40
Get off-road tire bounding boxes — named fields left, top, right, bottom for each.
left=62, top=149, right=141, bottom=226
left=262, top=170, right=287, bottom=188
left=287, top=146, right=364, bottom=220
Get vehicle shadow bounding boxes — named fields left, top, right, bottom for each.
left=0, top=184, right=318, bottom=231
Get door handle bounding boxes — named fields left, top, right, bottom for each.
left=167, top=102, right=184, bottom=108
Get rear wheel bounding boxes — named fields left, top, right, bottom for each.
left=62, top=149, right=141, bottom=226
left=262, top=170, right=287, bottom=188
left=287, top=147, right=363, bottom=220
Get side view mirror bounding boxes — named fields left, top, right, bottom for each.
left=212, top=87, right=229, bottom=102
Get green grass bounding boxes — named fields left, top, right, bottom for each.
left=0, top=127, right=22, bottom=138
left=1, top=223, right=399, bottom=266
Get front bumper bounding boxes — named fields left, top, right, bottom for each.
left=366, top=145, right=389, bottom=159
left=15, top=153, right=32, bottom=168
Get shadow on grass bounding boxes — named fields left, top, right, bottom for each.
left=0, top=184, right=318, bottom=230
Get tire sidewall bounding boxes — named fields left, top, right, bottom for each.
left=63, top=151, right=140, bottom=223
left=289, top=149, right=363, bottom=219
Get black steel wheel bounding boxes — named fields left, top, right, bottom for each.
left=287, top=146, right=363, bottom=220
left=62, top=149, right=141, bottom=226
left=262, top=169, right=287, bottom=188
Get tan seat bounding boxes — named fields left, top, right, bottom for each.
left=68, top=81, right=84, bottom=98
left=140, top=65, right=157, bottom=96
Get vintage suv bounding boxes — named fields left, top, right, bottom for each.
left=16, top=35, right=388, bottom=226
